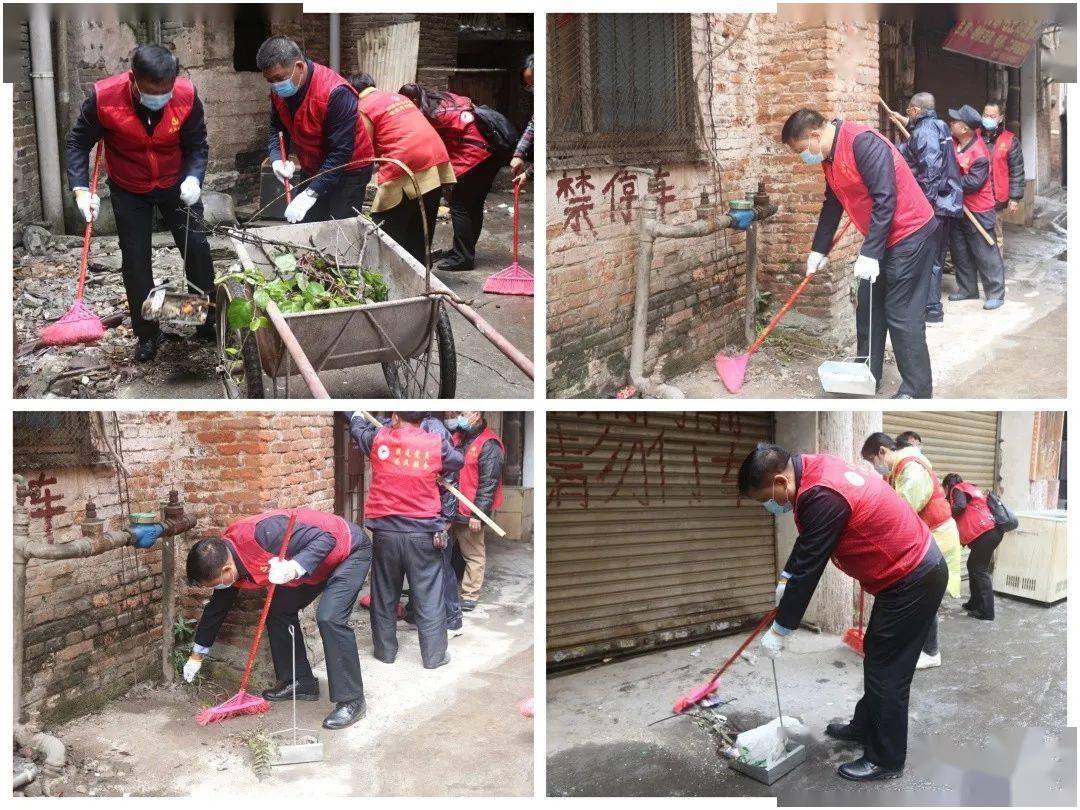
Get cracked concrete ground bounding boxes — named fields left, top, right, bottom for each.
left=547, top=592, right=1071, bottom=805
left=26, top=537, right=533, bottom=797
left=674, top=192, right=1067, bottom=400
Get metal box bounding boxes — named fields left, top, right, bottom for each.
left=730, top=743, right=807, bottom=785
left=992, top=510, right=1067, bottom=605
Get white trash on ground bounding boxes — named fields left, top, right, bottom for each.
left=731, top=716, right=807, bottom=768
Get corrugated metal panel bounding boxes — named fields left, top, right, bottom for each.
left=882, top=411, right=1000, bottom=489
left=355, top=22, right=421, bottom=91
left=547, top=411, right=774, bottom=666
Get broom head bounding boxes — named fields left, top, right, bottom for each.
left=195, top=689, right=270, bottom=726
left=38, top=300, right=106, bottom=346
left=714, top=351, right=751, bottom=394
left=483, top=263, right=534, bottom=297
left=842, top=626, right=865, bottom=656
left=672, top=678, right=719, bottom=714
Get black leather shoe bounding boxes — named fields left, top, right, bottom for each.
left=825, top=722, right=863, bottom=742
left=374, top=653, right=397, bottom=664
left=262, top=680, right=319, bottom=702
left=948, top=293, right=979, bottom=302
left=891, top=393, right=914, bottom=399
left=322, top=698, right=366, bottom=730
left=435, top=259, right=474, bottom=272
left=966, top=609, right=994, bottom=621
left=961, top=600, right=974, bottom=611
left=424, top=652, right=451, bottom=670
left=135, top=332, right=165, bottom=362
left=460, top=599, right=478, bottom=612
left=195, top=322, right=217, bottom=343
left=837, top=757, right=903, bottom=781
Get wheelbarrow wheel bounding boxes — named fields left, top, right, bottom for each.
left=216, top=280, right=266, bottom=399
left=381, top=301, right=457, bottom=398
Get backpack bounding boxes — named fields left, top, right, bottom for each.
left=986, top=491, right=1020, bottom=532
left=472, top=104, right=519, bottom=161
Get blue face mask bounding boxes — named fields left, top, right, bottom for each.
left=456, top=415, right=471, bottom=430
left=981, top=116, right=998, bottom=131
left=271, top=67, right=301, bottom=98
left=138, top=90, right=172, bottom=111
left=800, top=148, right=824, bottom=166
left=763, top=499, right=793, bottom=515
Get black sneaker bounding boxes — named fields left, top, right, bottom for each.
left=135, top=332, right=165, bottom=362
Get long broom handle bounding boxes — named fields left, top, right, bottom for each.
left=357, top=410, right=507, bottom=537
left=512, top=181, right=520, bottom=266
left=746, top=218, right=852, bottom=356
left=278, top=132, right=292, bottom=205
left=75, top=141, right=105, bottom=301
left=702, top=608, right=777, bottom=691
left=877, top=95, right=995, bottom=246
left=238, top=511, right=298, bottom=692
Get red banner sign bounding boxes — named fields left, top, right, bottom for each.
left=943, top=18, right=1039, bottom=68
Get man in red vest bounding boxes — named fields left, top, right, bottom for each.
left=255, top=37, right=375, bottom=225
left=947, top=105, right=1006, bottom=310
left=739, top=443, right=947, bottom=781
left=781, top=109, right=938, bottom=399
left=65, top=44, right=214, bottom=363
left=348, top=411, right=464, bottom=668
left=181, top=509, right=371, bottom=730
left=447, top=411, right=505, bottom=611
left=349, top=73, right=456, bottom=265
left=942, top=473, right=1005, bottom=620
left=981, top=100, right=1026, bottom=215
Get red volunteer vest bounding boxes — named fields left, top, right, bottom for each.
left=954, top=135, right=997, bottom=213
left=224, top=508, right=352, bottom=589
left=890, top=454, right=953, bottom=530
left=989, top=129, right=1016, bottom=204
left=951, top=482, right=997, bottom=545
left=358, top=88, right=450, bottom=184
left=457, top=426, right=504, bottom=518
left=429, top=92, right=491, bottom=177
left=94, top=72, right=195, bottom=193
left=271, top=62, right=374, bottom=176
left=794, top=454, right=931, bottom=595
left=364, top=425, right=443, bottom=519
left=823, top=122, right=934, bottom=248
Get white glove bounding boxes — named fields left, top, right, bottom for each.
left=179, top=176, right=201, bottom=206
left=760, top=626, right=786, bottom=659
left=284, top=188, right=318, bottom=224
left=806, top=250, right=827, bottom=276
left=267, top=556, right=305, bottom=585
left=183, top=656, right=202, bottom=683
left=853, top=254, right=880, bottom=282
left=272, top=159, right=296, bottom=185
left=775, top=580, right=787, bottom=606
left=73, top=187, right=100, bottom=223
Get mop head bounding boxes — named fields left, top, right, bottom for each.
left=673, top=679, right=719, bottom=714
left=38, top=300, right=106, bottom=346
left=195, top=690, right=270, bottom=726
left=841, top=626, right=865, bottom=656
left=483, top=264, right=534, bottom=297
left=714, top=351, right=750, bottom=394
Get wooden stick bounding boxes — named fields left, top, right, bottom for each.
left=357, top=411, right=507, bottom=537
left=876, top=96, right=996, bottom=246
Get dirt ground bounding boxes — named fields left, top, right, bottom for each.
left=547, top=593, right=1072, bottom=805
left=673, top=189, right=1067, bottom=400
left=20, top=537, right=533, bottom=797
left=13, top=182, right=533, bottom=400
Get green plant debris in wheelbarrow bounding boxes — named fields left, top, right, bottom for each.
left=217, top=251, right=389, bottom=333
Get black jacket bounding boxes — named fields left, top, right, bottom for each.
left=453, top=422, right=505, bottom=523
left=898, top=111, right=963, bottom=217
left=982, top=127, right=1026, bottom=202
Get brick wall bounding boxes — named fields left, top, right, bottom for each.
left=17, top=411, right=335, bottom=725
left=546, top=13, right=879, bottom=397
left=12, top=20, right=43, bottom=229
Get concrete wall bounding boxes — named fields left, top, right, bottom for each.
left=999, top=411, right=1065, bottom=511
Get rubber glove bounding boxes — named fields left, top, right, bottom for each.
left=183, top=655, right=202, bottom=683
left=775, top=579, right=787, bottom=606
left=73, top=187, right=100, bottom=223
left=179, top=176, right=201, bottom=206
left=272, top=158, right=296, bottom=186
left=760, top=626, right=785, bottom=659
left=854, top=254, right=880, bottom=282
left=284, top=188, right=318, bottom=224
left=268, top=556, right=305, bottom=585
left=806, top=250, right=827, bottom=276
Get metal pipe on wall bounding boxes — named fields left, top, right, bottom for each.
left=28, top=5, right=65, bottom=234
left=329, top=13, right=342, bottom=73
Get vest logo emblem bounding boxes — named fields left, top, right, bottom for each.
left=460, top=111, right=475, bottom=124
left=377, top=444, right=391, bottom=460
left=844, top=470, right=865, bottom=487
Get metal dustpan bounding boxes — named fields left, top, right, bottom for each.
left=818, top=275, right=877, bottom=396
left=141, top=208, right=210, bottom=328
left=268, top=626, right=324, bottom=767
left=730, top=743, right=807, bottom=785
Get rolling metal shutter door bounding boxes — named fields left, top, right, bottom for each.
left=882, top=411, right=1001, bottom=489
left=547, top=411, right=774, bottom=666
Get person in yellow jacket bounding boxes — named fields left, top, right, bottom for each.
left=861, top=432, right=962, bottom=670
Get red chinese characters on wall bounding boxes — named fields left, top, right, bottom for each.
left=27, top=471, right=66, bottom=542
left=556, top=169, right=597, bottom=234
left=556, top=166, right=679, bottom=232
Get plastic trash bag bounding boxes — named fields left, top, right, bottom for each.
left=734, top=716, right=807, bottom=768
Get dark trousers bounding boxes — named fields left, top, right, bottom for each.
left=856, top=224, right=937, bottom=398
left=850, top=556, right=948, bottom=770
left=966, top=527, right=1005, bottom=619
left=110, top=180, right=215, bottom=339
left=265, top=538, right=371, bottom=703
left=925, top=215, right=955, bottom=323
left=922, top=613, right=939, bottom=656
left=371, top=187, right=442, bottom=266
left=294, top=167, right=372, bottom=222
left=405, top=530, right=464, bottom=630
left=447, top=155, right=502, bottom=267
left=950, top=210, right=1006, bottom=301
left=370, top=530, right=447, bottom=667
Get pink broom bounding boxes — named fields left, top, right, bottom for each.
left=39, top=141, right=107, bottom=346
left=483, top=180, right=533, bottom=296
left=196, top=512, right=298, bottom=725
